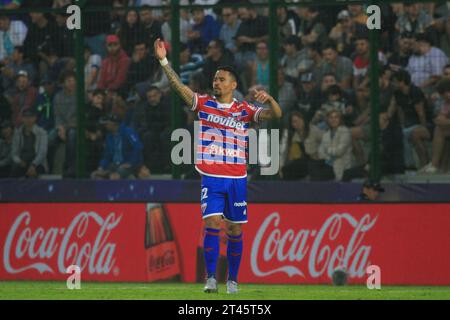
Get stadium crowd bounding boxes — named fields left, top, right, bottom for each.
left=0, top=0, right=449, bottom=181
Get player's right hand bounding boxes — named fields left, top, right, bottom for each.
left=154, top=38, right=166, bottom=60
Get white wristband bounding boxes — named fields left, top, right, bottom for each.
left=159, top=58, right=168, bottom=66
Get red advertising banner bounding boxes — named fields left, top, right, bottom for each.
left=1, top=203, right=450, bottom=285
left=0, top=203, right=147, bottom=281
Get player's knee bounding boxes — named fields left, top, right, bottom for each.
left=204, top=216, right=221, bottom=229
left=226, top=223, right=242, bottom=236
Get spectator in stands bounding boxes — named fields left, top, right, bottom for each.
left=329, top=10, right=366, bottom=57
left=0, top=14, right=27, bottom=62
left=97, top=35, right=131, bottom=94
left=160, top=5, right=192, bottom=45
left=139, top=5, right=163, bottom=52
left=1, top=45, right=36, bottom=93
left=35, top=75, right=55, bottom=133
left=54, top=7, right=74, bottom=57
left=136, top=0, right=164, bottom=20
left=249, top=40, right=269, bottom=88
left=280, top=111, right=323, bottom=180
left=118, top=9, right=146, bottom=57
left=297, top=6, right=327, bottom=47
left=388, top=32, right=414, bottom=72
left=85, top=89, right=107, bottom=174
left=396, top=3, right=433, bottom=35
left=407, top=33, right=448, bottom=90
left=126, top=41, right=156, bottom=93
left=315, top=109, right=352, bottom=181
left=234, top=7, right=269, bottom=70
left=0, top=119, right=13, bottom=177
left=219, top=7, right=241, bottom=54
left=392, top=70, right=431, bottom=169
left=312, top=84, right=355, bottom=130
left=23, top=12, right=59, bottom=68
left=180, top=42, right=204, bottom=85
left=281, top=35, right=312, bottom=83
left=49, top=70, right=77, bottom=177
left=322, top=42, right=353, bottom=90
left=10, top=109, right=48, bottom=178
left=187, top=8, right=221, bottom=54
left=277, top=69, right=297, bottom=127
left=84, top=46, right=101, bottom=94
left=352, top=35, right=370, bottom=90
left=277, top=6, right=300, bottom=42
left=0, top=0, right=23, bottom=9
left=348, top=4, right=368, bottom=27
left=306, top=42, right=326, bottom=85
left=202, top=39, right=235, bottom=84
left=295, top=72, right=322, bottom=123
left=7, top=70, right=37, bottom=128
left=421, top=78, right=450, bottom=173
left=131, top=86, right=170, bottom=173
left=84, top=0, right=112, bottom=58
left=92, top=113, right=143, bottom=180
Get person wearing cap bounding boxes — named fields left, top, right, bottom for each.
left=406, top=33, right=448, bottom=90
left=357, top=180, right=385, bottom=201
left=0, top=14, right=27, bottom=62
left=296, top=72, right=322, bottom=123
left=97, top=34, right=131, bottom=94
left=8, top=69, right=37, bottom=128
left=92, top=113, right=143, bottom=180
left=1, top=46, right=36, bottom=94
left=0, top=119, right=13, bottom=177
left=10, top=109, right=48, bottom=178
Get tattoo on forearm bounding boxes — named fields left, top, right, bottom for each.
left=161, top=64, right=194, bottom=106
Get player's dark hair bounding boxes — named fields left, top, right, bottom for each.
left=216, top=65, right=239, bottom=83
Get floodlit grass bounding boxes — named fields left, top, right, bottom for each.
left=0, top=281, right=449, bottom=300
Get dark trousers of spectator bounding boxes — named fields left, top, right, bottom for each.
left=10, top=163, right=45, bottom=178
left=308, top=159, right=335, bottom=181
left=48, top=128, right=77, bottom=178
left=86, top=138, right=104, bottom=174
left=342, top=165, right=368, bottom=182
left=282, top=158, right=309, bottom=180
left=143, top=129, right=171, bottom=173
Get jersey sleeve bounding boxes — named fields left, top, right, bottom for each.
left=246, top=102, right=265, bottom=123
left=191, top=93, right=211, bottom=112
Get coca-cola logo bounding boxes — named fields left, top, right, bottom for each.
left=3, top=211, right=122, bottom=275
left=148, top=249, right=175, bottom=272
left=251, top=212, right=377, bottom=279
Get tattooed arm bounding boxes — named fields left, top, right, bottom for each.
left=154, top=39, right=194, bottom=107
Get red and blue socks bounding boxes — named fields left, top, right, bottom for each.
left=203, top=228, right=220, bottom=279
left=227, top=233, right=243, bottom=282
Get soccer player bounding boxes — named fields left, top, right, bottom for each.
left=154, top=39, right=282, bottom=294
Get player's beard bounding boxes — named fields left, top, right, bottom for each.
left=213, top=88, right=221, bottom=97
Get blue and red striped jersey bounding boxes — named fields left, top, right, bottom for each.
left=192, top=93, right=264, bottom=178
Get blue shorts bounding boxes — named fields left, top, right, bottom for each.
left=200, top=175, right=248, bottom=224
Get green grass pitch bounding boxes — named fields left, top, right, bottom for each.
left=0, top=282, right=450, bottom=300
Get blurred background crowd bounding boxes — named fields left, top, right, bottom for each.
left=0, top=0, right=449, bottom=181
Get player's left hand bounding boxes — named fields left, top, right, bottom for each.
left=254, top=90, right=272, bottom=104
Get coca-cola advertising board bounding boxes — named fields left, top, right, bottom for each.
left=1, top=203, right=450, bottom=285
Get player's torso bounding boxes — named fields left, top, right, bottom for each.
left=196, top=99, right=251, bottom=178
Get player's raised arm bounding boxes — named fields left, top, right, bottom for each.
left=253, top=90, right=282, bottom=121
left=154, top=38, right=195, bottom=107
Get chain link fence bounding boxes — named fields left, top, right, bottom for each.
left=0, top=1, right=449, bottom=182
